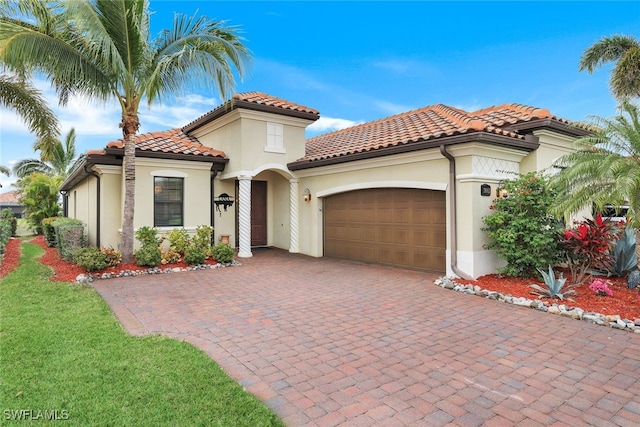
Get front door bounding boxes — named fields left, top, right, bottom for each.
left=250, top=180, right=267, bottom=246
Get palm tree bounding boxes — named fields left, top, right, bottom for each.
left=0, top=0, right=250, bottom=262
left=579, top=35, right=640, bottom=100
left=549, top=100, right=640, bottom=266
left=0, top=164, right=9, bottom=188
left=12, top=128, right=83, bottom=179
left=0, top=74, right=59, bottom=157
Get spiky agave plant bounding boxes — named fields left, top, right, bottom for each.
left=529, top=265, right=576, bottom=300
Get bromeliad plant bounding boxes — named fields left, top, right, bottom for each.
left=562, top=214, right=622, bottom=284
left=529, top=265, right=576, bottom=300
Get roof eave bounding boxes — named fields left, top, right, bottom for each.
left=182, top=99, right=320, bottom=134
left=505, top=118, right=591, bottom=138
left=288, top=132, right=539, bottom=171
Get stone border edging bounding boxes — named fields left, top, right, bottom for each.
left=434, top=277, right=640, bottom=334
left=76, top=260, right=240, bottom=283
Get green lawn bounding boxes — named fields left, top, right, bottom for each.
left=0, top=241, right=283, bottom=426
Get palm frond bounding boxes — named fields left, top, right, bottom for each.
left=146, top=12, right=251, bottom=103
left=550, top=101, right=640, bottom=227
left=0, top=74, right=59, bottom=146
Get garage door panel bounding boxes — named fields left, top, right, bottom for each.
left=324, top=188, right=446, bottom=273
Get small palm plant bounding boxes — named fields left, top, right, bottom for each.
left=529, top=265, right=576, bottom=300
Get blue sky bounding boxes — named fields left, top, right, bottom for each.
left=1, top=1, right=638, bottom=191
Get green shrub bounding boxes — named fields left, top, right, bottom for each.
left=1, top=208, right=17, bottom=237
left=184, top=244, right=206, bottom=265
left=134, top=245, right=161, bottom=267
left=0, top=220, right=11, bottom=256
left=53, top=218, right=86, bottom=261
left=210, top=243, right=235, bottom=264
left=165, top=228, right=190, bottom=255
left=42, top=217, right=60, bottom=247
left=100, top=247, right=122, bottom=268
left=482, top=173, right=564, bottom=278
left=135, top=226, right=160, bottom=247
left=73, top=247, right=108, bottom=272
left=193, top=225, right=213, bottom=252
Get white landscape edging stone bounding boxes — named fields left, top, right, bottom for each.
left=76, top=260, right=240, bottom=283
left=434, top=277, right=640, bottom=334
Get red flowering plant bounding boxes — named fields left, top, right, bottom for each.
left=562, top=214, right=622, bottom=284
left=588, top=278, right=614, bottom=297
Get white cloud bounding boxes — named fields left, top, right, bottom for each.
left=307, top=116, right=363, bottom=135
left=372, top=99, right=413, bottom=116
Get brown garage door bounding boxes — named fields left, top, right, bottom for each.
left=324, top=188, right=446, bottom=272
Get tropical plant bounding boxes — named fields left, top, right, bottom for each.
left=1, top=207, right=17, bottom=236
left=529, top=265, right=575, bottom=300
left=549, top=101, right=640, bottom=270
left=579, top=34, right=640, bottom=100
left=193, top=225, right=213, bottom=254
left=609, top=225, right=637, bottom=277
left=12, top=128, right=84, bottom=179
left=588, top=278, right=614, bottom=297
left=166, top=228, right=190, bottom=256
left=0, top=74, right=59, bottom=156
left=0, top=165, right=9, bottom=187
left=482, top=173, right=564, bottom=278
left=16, top=172, right=61, bottom=233
left=562, top=214, right=621, bottom=285
left=100, top=247, right=122, bottom=268
left=0, top=0, right=250, bottom=263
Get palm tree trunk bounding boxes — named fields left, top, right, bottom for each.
left=636, top=229, right=640, bottom=270
left=121, top=134, right=136, bottom=263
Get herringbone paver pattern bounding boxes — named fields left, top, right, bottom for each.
left=95, top=249, right=640, bottom=426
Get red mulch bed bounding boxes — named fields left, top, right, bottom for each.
left=0, top=238, right=22, bottom=278
left=456, top=273, right=640, bottom=320
left=28, top=235, right=218, bottom=282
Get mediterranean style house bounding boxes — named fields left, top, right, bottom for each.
left=60, top=92, right=588, bottom=279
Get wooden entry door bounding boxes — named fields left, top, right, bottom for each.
left=250, top=180, right=267, bottom=246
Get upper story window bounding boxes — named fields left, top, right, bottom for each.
left=154, top=176, right=183, bottom=227
left=265, top=122, right=285, bottom=153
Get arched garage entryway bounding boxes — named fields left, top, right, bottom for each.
left=323, top=188, right=446, bottom=273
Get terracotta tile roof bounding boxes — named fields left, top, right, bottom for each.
left=0, top=190, right=20, bottom=204
left=470, top=103, right=568, bottom=127
left=233, top=92, right=320, bottom=115
left=300, top=103, right=551, bottom=162
left=104, top=128, right=226, bottom=158
left=183, top=92, right=319, bottom=133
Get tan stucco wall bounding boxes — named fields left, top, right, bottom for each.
left=520, top=130, right=576, bottom=175
left=133, top=158, right=213, bottom=247
left=190, top=109, right=312, bottom=177
left=67, top=175, right=94, bottom=244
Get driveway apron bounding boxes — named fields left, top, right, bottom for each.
left=94, top=249, right=640, bottom=427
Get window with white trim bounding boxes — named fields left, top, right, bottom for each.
left=265, top=122, right=285, bottom=153
left=154, top=177, right=184, bottom=227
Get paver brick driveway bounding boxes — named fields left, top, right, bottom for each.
left=95, top=249, right=640, bottom=426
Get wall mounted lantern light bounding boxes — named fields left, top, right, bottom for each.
left=303, top=188, right=311, bottom=202
left=495, top=181, right=509, bottom=199
left=214, top=193, right=235, bottom=216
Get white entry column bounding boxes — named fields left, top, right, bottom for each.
left=237, top=175, right=253, bottom=258
left=289, top=178, right=299, bottom=253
